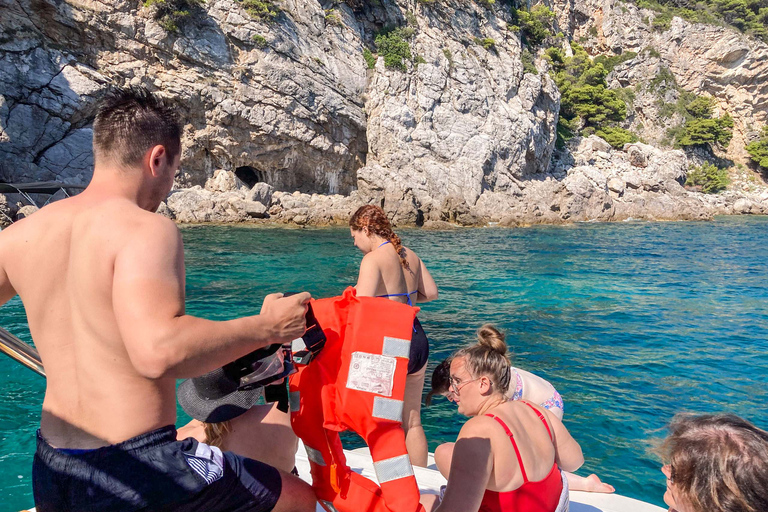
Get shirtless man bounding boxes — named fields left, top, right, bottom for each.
left=0, top=88, right=316, bottom=511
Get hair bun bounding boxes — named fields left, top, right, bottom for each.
left=476, top=324, right=507, bottom=356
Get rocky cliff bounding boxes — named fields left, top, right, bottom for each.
left=1, top=0, right=766, bottom=227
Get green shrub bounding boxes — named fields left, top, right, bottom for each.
left=685, top=95, right=715, bottom=118
left=646, top=47, right=661, bottom=58
left=375, top=28, right=413, bottom=71
left=414, top=55, right=427, bottom=68
left=238, top=0, right=279, bottom=21
left=651, top=12, right=673, bottom=31
left=595, top=126, right=639, bottom=148
left=544, top=47, right=565, bottom=66
left=518, top=5, right=555, bottom=47
left=363, top=48, right=377, bottom=69
left=649, top=65, right=676, bottom=91
left=746, top=125, right=768, bottom=169
left=325, top=9, right=342, bottom=26
left=477, top=0, right=495, bottom=6
left=678, top=115, right=733, bottom=148
left=633, top=0, right=768, bottom=43
left=405, top=11, right=418, bottom=27
left=474, top=37, right=496, bottom=50
left=521, top=49, right=538, bottom=74
left=251, top=34, right=268, bottom=48
left=144, top=0, right=202, bottom=32
left=685, top=162, right=730, bottom=193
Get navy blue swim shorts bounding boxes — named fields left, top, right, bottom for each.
left=33, top=425, right=282, bottom=512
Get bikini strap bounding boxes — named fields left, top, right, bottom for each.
left=523, top=402, right=553, bottom=442
left=485, top=414, right=528, bottom=483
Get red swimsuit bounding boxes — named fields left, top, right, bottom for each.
left=479, top=402, right=564, bottom=512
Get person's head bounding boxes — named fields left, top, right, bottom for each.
left=658, top=413, right=768, bottom=512
left=425, top=358, right=453, bottom=406
left=449, top=324, right=512, bottom=416
left=349, top=205, right=408, bottom=268
left=93, top=86, right=182, bottom=209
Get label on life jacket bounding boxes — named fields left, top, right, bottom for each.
left=346, top=352, right=396, bottom=397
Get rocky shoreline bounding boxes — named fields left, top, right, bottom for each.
left=2, top=134, right=766, bottom=229
left=153, top=136, right=768, bottom=228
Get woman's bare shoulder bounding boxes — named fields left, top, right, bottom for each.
left=459, top=414, right=498, bottom=438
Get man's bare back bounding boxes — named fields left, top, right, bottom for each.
left=1, top=88, right=317, bottom=511
left=1, top=193, right=179, bottom=447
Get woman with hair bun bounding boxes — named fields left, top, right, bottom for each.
left=349, top=204, right=438, bottom=467
left=419, top=324, right=584, bottom=512
left=426, top=325, right=613, bottom=494
left=658, top=413, right=768, bottom=512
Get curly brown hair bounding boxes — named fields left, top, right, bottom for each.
left=349, top=205, right=409, bottom=270
left=658, top=413, right=768, bottom=512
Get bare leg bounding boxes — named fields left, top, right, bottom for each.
left=226, top=402, right=299, bottom=473
left=403, top=363, right=428, bottom=467
left=434, top=442, right=455, bottom=479
left=419, top=493, right=440, bottom=512
left=272, top=469, right=318, bottom=512
left=565, top=471, right=615, bottom=493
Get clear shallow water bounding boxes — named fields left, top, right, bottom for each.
left=2, top=217, right=768, bottom=510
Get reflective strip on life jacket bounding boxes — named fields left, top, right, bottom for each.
left=373, top=454, right=415, bottom=484
left=304, top=444, right=326, bottom=466
left=382, top=336, right=411, bottom=358
left=372, top=397, right=404, bottom=422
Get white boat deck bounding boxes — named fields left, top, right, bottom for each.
left=24, top=443, right=665, bottom=512
left=294, top=442, right=666, bottom=512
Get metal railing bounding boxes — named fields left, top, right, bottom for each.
left=0, top=327, right=45, bottom=377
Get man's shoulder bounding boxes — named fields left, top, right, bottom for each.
left=125, top=210, right=180, bottom=244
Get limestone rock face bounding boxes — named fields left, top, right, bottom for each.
left=359, top=1, right=560, bottom=219
left=1, top=0, right=368, bottom=193
left=249, top=182, right=274, bottom=207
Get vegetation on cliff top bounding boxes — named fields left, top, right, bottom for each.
left=634, top=0, right=768, bottom=42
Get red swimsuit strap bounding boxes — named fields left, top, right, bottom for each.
left=485, top=414, right=529, bottom=483
left=522, top=402, right=553, bottom=441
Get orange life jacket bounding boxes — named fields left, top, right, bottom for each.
left=289, top=287, right=426, bottom=512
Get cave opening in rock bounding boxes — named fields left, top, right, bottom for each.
left=234, top=166, right=265, bottom=188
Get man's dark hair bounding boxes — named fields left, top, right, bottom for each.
left=93, top=86, right=182, bottom=167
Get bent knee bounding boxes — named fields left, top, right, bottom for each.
left=275, top=472, right=316, bottom=512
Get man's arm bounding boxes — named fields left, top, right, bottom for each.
left=113, top=217, right=309, bottom=380
left=0, top=235, right=17, bottom=307
left=0, top=264, right=16, bottom=307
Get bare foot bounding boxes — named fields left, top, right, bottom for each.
left=581, top=474, right=615, bottom=493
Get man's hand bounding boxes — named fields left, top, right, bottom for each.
left=260, top=292, right=311, bottom=343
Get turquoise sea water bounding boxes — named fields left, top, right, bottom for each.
left=2, top=216, right=768, bottom=511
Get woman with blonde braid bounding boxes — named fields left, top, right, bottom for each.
left=349, top=205, right=438, bottom=467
